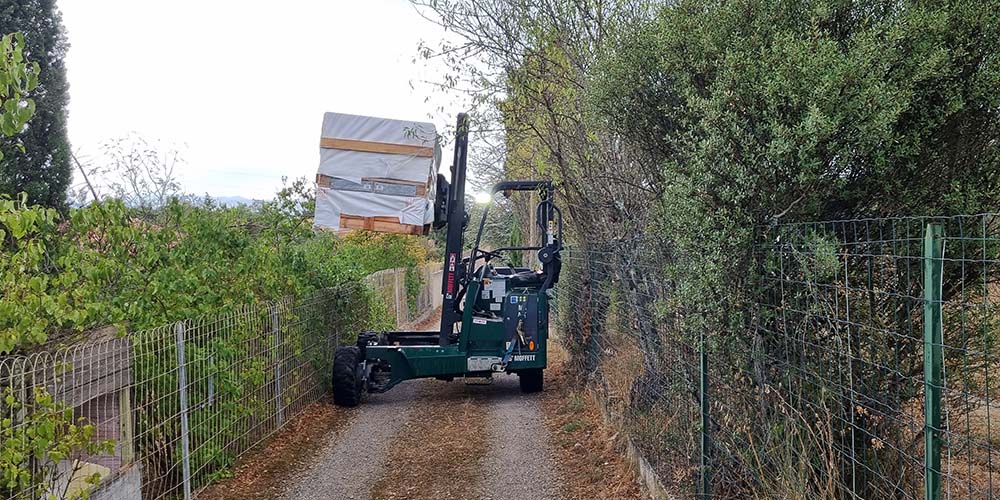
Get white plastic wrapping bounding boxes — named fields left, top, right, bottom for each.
left=313, top=112, right=441, bottom=233
left=315, top=188, right=429, bottom=226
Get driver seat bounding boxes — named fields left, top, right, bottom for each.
left=510, top=243, right=562, bottom=288
left=508, top=270, right=546, bottom=288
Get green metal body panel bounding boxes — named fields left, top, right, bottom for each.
left=366, top=280, right=549, bottom=391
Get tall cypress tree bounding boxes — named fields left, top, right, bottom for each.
left=0, top=0, right=71, bottom=210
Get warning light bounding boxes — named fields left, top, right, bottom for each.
left=528, top=340, right=536, bottom=351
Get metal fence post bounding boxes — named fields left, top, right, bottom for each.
left=272, top=304, right=284, bottom=427
left=396, top=268, right=407, bottom=325
left=587, top=252, right=599, bottom=372
left=174, top=321, right=193, bottom=500
left=700, top=327, right=712, bottom=499
left=923, top=222, right=944, bottom=500
left=207, top=352, right=215, bottom=406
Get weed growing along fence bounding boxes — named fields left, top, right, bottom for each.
left=555, top=214, right=1000, bottom=499
left=0, top=283, right=376, bottom=500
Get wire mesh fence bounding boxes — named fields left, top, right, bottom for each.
left=553, top=214, right=1000, bottom=499
left=364, top=264, right=443, bottom=327
left=0, top=282, right=375, bottom=500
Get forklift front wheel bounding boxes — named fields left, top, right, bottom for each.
left=518, top=368, right=544, bottom=393
left=332, top=346, right=363, bottom=407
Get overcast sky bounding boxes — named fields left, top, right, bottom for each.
left=59, top=0, right=459, bottom=200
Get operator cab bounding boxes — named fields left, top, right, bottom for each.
left=435, top=179, right=563, bottom=339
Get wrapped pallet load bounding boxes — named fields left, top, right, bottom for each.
left=313, top=112, right=441, bottom=235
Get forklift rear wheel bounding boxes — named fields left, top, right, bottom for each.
left=332, top=346, right=363, bottom=407
left=518, top=368, right=544, bottom=393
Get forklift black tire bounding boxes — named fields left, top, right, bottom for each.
left=332, top=346, right=363, bottom=407
left=518, top=368, right=544, bottom=393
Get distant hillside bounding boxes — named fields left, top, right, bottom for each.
left=70, top=194, right=263, bottom=208
left=212, top=195, right=260, bottom=206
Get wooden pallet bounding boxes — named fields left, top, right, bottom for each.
left=339, top=214, right=429, bottom=235
left=320, top=137, right=434, bottom=158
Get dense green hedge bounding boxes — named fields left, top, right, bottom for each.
left=1, top=190, right=428, bottom=498
left=0, top=192, right=427, bottom=354
left=413, top=0, right=1000, bottom=496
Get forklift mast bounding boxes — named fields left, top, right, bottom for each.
left=437, top=113, right=470, bottom=345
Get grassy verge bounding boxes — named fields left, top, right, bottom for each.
left=541, top=344, right=645, bottom=500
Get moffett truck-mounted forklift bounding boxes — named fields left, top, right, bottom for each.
left=331, top=113, right=563, bottom=406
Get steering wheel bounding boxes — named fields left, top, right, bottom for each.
left=475, top=248, right=505, bottom=263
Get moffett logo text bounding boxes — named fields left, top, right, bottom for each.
left=446, top=253, right=457, bottom=298
left=513, top=354, right=536, bottom=362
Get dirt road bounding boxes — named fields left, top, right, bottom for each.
left=202, top=309, right=643, bottom=500
left=474, top=375, right=563, bottom=500
left=274, top=307, right=561, bottom=499
left=279, top=381, right=428, bottom=500
left=279, top=374, right=562, bottom=500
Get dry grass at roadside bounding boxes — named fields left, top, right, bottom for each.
left=369, top=382, right=490, bottom=500
left=197, top=396, right=353, bottom=500
left=541, top=344, right=645, bottom=500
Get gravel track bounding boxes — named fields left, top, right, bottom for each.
left=279, top=305, right=563, bottom=500
left=279, top=381, right=426, bottom=500
left=472, top=374, right=563, bottom=500
left=279, top=375, right=563, bottom=500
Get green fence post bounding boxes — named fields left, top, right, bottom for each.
left=700, top=327, right=711, bottom=499
left=923, top=222, right=944, bottom=500
left=588, top=253, right=599, bottom=372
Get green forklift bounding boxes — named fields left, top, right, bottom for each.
left=331, top=113, right=563, bottom=406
